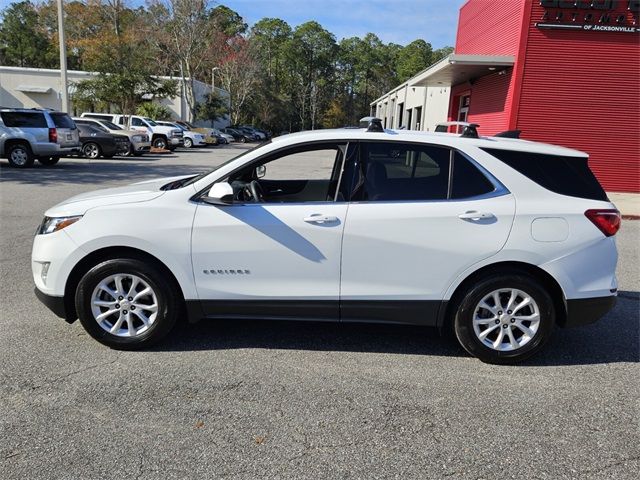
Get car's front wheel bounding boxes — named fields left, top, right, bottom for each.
left=152, top=137, right=167, bottom=149
left=453, top=273, right=555, bottom=364
left=75, top=258, right=180, bottom=349
left=183, top=137, right=193, bottom=148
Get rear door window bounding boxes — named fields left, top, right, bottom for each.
left=352, top=142, right=450, bottom=201
left=481, top=148, right=607, bottom=201
left=451, top=152, right=495, bottom=199
left=1, top=111, right=48, bottom=128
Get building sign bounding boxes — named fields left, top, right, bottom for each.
left=536, top=0, right=640, bottom=33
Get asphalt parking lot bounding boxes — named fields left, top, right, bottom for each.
left=1, top=145, right=638, bottom=479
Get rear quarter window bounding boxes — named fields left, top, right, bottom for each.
left=1, top=111, right=48, bottom=128
left=481, top=148, right=607, bottom=201
left=49, top=113, right=76, bottom=129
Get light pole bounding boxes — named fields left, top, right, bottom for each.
left=56, top=0, right=69, bottom=112
left=211, top=67, right=220, bottom=94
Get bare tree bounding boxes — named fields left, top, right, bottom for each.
left=146, top=0, right=213, bottom=121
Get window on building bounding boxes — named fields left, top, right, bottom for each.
left=406, top=109, right=413, bottom=130
left=414, top=106, right=422, bottom=130
left=397, top=102, right=404, bottom=128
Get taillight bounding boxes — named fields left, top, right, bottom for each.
left=585, top=209, right=621, bottom=237
left=48, top=128, right=57, bottom=143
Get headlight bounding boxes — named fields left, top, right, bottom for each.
left=132, top=135, right=143, bottom=142
left=37, top=215, right=82, bottom=235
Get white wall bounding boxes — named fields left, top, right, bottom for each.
left=0, top=66, right=229, bottom=127
left=373, top=84, right=450, bottom=132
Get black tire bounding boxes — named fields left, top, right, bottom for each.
left=7, top=143, right=35, bottom=168
left=82, top=142, right=101, bottom=159
left=240, top=136, right=247, bottom=143
left=152, top=137, right=167, bottom=149
left=75, top=258, right=181, bottom=350
left=453, top=273, right=555, bottom=364
left=183, top=137, right=193, bottom=148
left=38, top=156, right=60, bottom=166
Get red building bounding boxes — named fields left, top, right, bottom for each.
left=447, top=0, right=640, bottom=192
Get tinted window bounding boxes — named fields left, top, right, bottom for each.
left=481, top=148, right=607, bottom=201
left=101, top=121, right=121, bottom=130
left=1, top=111, right=47, bottom=128
left=451, top=152, right=495, bottom=199
left=131, top=118, right=145, bottom=127
left=50, top=112, right=75, bottom=129
left=352, top=142, right=450, bottom=201
left=78, top=124, right=102, bottom=135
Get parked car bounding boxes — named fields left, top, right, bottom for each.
left=32, top=118, right=620, bottom=363
left=221, top=127, right=255, bottom=143
left=0, top=108, right=80, bottom=167
left=232, top=126, right=262, bottom=141
left=211, top=128, right=234, bottom=144
left=80, top=113, right=183, bottom=150
left=156, top=121, right=206, bottom=148
left=76, top=124, right=130, bottom=159
left=239, top=125, right=271, bottom=140
left=73, top=118, right=150, bottom=156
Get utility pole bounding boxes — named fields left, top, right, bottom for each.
left=56, top=0, right=69, bottom=112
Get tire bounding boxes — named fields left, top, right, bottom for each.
left=152, top=137, right=167, bottom=149
left=453, top=273, right=555, bottom=364
left=240, top=136, right=246, bottom=143
left=75, top=258, right=180, bottom=350
left=7, top=143, right=34, bottom=168
left=82, top=142, right=101, bottom=159
left=183, top=137, right=193, bottom=148
left=38, top=156, right=60, bottom=166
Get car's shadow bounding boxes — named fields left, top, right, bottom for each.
left=154, top=291, right=639, bottom=367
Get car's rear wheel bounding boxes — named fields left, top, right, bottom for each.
left=7, top=143, right=34, bottom=168
left=453, top=274, right=555, bottom=364
left=82, top=142, right=101, bottom=159
left=183, top=137, right=193, bottom=148
left=75, top=258, right=180, bottom=349
left=37, top=156, right=60, bottom=166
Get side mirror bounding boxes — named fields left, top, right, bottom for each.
left=256, top=165, right=266, bottom=178
left=202, top=182, right=234, bottom=205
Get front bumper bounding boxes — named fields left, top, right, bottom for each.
left=169, top=137, right=183, bottom=146
left=34, top=287, right=73, bottom=322
left=563, top=295, right=617, bottom=328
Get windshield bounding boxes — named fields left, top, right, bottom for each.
left=144, top=118, right=157, bottom=126
left=102, top=121, right=122, bottom=130
left=161, top=141, right=271, bottom=190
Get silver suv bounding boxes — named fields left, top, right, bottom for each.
left=0, top=108, right=80, bottom=167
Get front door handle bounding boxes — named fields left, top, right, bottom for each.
left=458, top=210, right=495, bottom=220
left=304, top=214, right=339, bottom=224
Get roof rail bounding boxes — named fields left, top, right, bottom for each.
left=494, top=130, right=521, bottom=139
left=461, top=123, right=479, bottom=138
left=360, top=116, right=384, bottom=132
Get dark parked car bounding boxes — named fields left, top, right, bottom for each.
left=77, top=124, right=130, bottom=159
left=221, top=127, right=255, bottom=143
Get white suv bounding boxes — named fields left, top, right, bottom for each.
left=31, top=121, right=620, bottom=363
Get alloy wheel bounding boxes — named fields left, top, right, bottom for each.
left=90, top=273, right=158, bottom=337
left=83, top=143, right=100, bottom=159
left=10, top=148, right=28, bottom=166
left=472, top=288, right=541, bottom=351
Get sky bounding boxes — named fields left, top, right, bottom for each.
left=0, top=0, right=467, bottom=48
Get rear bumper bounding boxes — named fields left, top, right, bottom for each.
left=564, top=295, right=616, bottom=328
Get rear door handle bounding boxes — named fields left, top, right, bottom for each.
left=304, top=214, right=339, bottom=224
left=458, top=210, right=495, bottom=220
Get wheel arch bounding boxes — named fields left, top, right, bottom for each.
left=3, top=138, right=32, bottom=156
left=63, top=246, right=187, bottom=324
left=440, top=261, right=567, bottom=332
